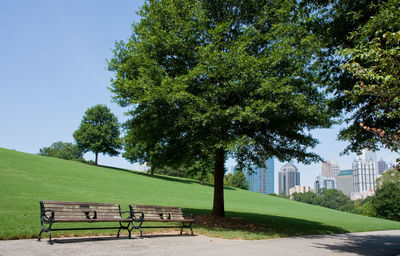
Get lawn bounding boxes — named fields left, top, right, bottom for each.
left=1, top=147, right=399, bottom=240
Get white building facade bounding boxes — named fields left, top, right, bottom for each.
left=289, top=185, right=311, bottom=196
left=351, top=150, right=377, bottom=200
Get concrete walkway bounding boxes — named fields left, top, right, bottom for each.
left=1, top=230, right=400, bottom=256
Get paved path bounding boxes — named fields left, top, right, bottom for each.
left=1, top=230, right=400, bottom=256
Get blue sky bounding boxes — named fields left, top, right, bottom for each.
left=1, top=0, right=398, bottom=192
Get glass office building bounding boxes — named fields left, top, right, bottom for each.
left=245, top=157, right=274, bottom=194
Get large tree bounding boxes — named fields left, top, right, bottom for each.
left=73, top=104, right=122, bottom=165
left=108, top=0, right=333, bottom=216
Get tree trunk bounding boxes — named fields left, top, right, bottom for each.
left=150, top=167, right=154, bottom=177
left=95, top=152, right=98, bottom=165
left=212, top=148, right=225, bottom=217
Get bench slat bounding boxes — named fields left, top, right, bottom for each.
left=42, top=201, right=119, bottom=207
left=46, top=209, right=121, bottom=214
left=142, top=218, right=193, bottom=222
left=42, top=205, right=120, bottom=210
left=131, top=205, right=182, bottom=210
left=52, top=218, right=131, bottom=222
left=131, top=208, right=182, bottom=213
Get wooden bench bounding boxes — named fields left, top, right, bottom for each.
left=129, top=204, right=194, bottom=237
left=38, top=200, right=134, bottom=243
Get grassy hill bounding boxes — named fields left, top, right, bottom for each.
left=1, top=147, right=399, bottom=240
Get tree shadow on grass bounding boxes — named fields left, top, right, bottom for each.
left=98, top=164, right=234, bottom=190
left=184, top=208, right=349, bottom=237
left=305, top=232, right=400, bottom=256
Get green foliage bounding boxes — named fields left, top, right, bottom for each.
left=108, top=0, right=333, bottom=216
left=39, top=141, right=83, bottom=161
left=153, top=157, right=215, bottom=184
left=376, top=168, right=400, bottom=189
left=308, top=0, right=400, bottom=158
left=370, top=169, right=400, bottom=221
left=292, top=189, right=361, bottom=214
left=2, top=148, right=400, bottom=240
left=224, top=171, right=248, bottom=190
left=291, top=191, right=317, bottom=205
left=73, top=104, right=122, bottom=165
left=153, top=166, right=187, bottom=178
left=317, top=189, right=353, bottom=210
left=371, top=182, right=400, bottom=221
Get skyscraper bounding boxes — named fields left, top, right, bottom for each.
left=337, top=169, right=353, bottom=196
left=377, top=158, right=389, bottom=175
left=314, top=175, right=336, bottom=194
left=278, top=162, right=300, bottom=195
left=321, top=160, right=340, bottom=180
left=245, top=157, right=274, bottom=194
left=352, top=150, right=377, bottom=200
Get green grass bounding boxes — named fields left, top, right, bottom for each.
left=1, top=147, right=399, bottom=240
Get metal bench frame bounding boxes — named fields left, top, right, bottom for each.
left=38, top=201, right=134, bottom=244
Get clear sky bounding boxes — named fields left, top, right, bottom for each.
left=1, top=0, right=398, bottom=192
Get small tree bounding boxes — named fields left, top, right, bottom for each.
left=292, top=191, right=317, bottom=205
left=73, top=104, right=122, bottom=165
left=231, top=171, right=248, bottom=190
left=317, top=189, right=353, bottom=210
left=39, top=141, right=83, bottom=161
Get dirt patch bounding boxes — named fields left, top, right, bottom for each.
left=195, top=215, right=272, bottom=232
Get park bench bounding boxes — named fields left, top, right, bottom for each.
left=129, top=204, right=194, bottom=237
left=38, top=200, right=134, bottom=243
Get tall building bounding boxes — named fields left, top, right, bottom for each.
left=321, top=160, right=340, bottom=180
left=362, top=150, right=377, bottom=163
left=278, top=163, right=300, bottom=195
left=377, top=158, right=389, bottom=175
left=314, top=175, right=336, bottom=194
left=314, top=176, right=321, bottom=195
left=245, top=157, right=274, bottom=194
left=352, top=150, right=377, bottom=200
left=337, top=169, right=353, bottom=196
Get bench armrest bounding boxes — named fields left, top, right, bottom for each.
left=183, top=213, right=194, bottom=220
left=42, top=210, right=54, bottom=222
left=130, top=211, right=144, bottom=221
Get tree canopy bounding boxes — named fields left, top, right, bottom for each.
left=338, top=0, right=400, bottom=162
left=108, top=0, right=333, bottom=216
left=73, top=104, right=122, bottom=165
left=306, top=0, right=400, bottom=165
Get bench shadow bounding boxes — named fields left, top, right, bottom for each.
left=52, top=236, right=133, bottom=244
left=51, top=233, right=193, bottom=244
left=184, top=208, right=349, bottom=237
left=138, top=233, right=194, bottom=239
left=307, top=233, right=400, bottom=256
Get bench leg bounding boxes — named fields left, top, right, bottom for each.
left=38, top=221, right=54, bottom=244
left=38, top=230, right=43, bottom=241
left=118, top=222, right=134, bottom=239
left=132, top=221, right=144, bottom=238
left=180, top=222, right=194, bottom=236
